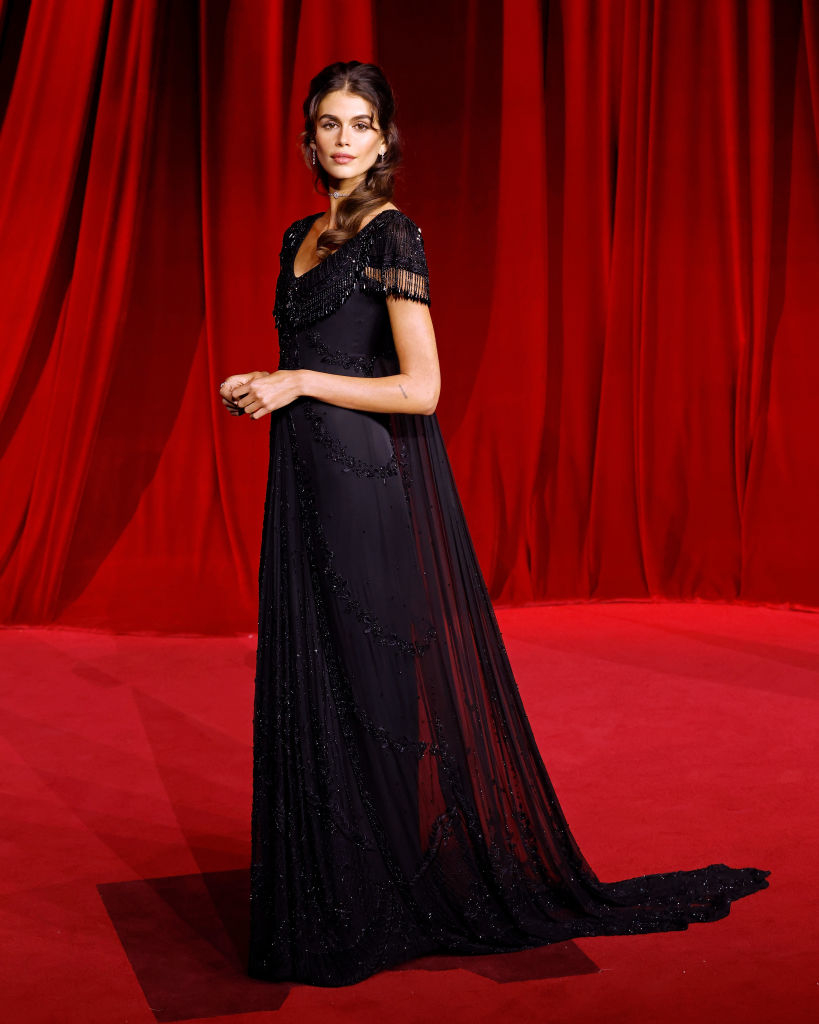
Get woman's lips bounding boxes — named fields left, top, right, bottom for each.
left=331, top=154, right=354, bottom=163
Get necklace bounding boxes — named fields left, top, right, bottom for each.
left=328, top=190, right=353, bottom=199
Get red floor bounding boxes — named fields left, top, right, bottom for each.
left=1, top=600, right=817, bottom=1023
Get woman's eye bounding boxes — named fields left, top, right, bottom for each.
left=353, top=122, right=370, bottom=131
left=320, top=121, right=337, bottom=130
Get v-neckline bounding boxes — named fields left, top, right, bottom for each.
left=291, top=209, right=397, bottom=280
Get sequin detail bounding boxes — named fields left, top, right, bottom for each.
left=273, top=209, right=430, bottom=336
left=307, top=327, right=390, bottom=376
left=290, top=410, right=436, bottom=658
left=302, top=399, right=401, bottom=482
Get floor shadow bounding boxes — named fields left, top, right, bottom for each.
left=97, top=869, right=289, bottom=1022
left=98, top=867, right=599, bottom=1020
left=393, top=940, right=599, bottom=983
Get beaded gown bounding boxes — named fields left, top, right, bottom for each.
left=248, top=208, right=769, bottom=987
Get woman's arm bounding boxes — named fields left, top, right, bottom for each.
left=234, top=297, right=440, bottom=419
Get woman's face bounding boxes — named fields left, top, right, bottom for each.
left=313, top=89, right=385, bottom=188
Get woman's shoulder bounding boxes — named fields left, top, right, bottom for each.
left=360, top=201, right=399, bottom=227
left=364, top=207, right=426, bottom=259
left=363, top=204, right=423, bottom=235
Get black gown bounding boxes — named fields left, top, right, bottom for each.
left=248, top=208, right=768, bottom=987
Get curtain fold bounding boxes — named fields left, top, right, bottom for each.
left=1, top=0, right=817, bottom=632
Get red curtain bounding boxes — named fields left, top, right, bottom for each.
left=1, top=0, right=817, bottom=633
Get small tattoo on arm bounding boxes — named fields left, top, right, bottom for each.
left=398, top=384, right=408, bottom=399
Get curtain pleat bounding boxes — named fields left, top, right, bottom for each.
left=1, top=0, right=817, bottom=631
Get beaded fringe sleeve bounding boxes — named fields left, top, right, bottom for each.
left=273, top=209, right=431, bottom=336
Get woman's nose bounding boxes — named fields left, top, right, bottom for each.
left=337, top=125, right=351, bottom=146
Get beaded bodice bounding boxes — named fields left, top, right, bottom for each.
left=272, top=208, right=430, bottom=345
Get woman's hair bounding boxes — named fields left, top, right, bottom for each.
left=302, top=61, right=401, bottom=260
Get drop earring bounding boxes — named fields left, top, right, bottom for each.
left=311, top=147, right=316, bottom=167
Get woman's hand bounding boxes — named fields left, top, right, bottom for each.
left=219, top=371, right=269, bottom=416
left=236, top=370, right=304, bottom=420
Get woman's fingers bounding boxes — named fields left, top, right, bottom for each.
left=220, top=376, right=265, bottom=418
left=220, top=382, right=250, bottom=416
left=221, top=371, right=291, bottom=420
left=220, top=374, right=253, bottom=398
left=240, top=391, right=273, bottom=418
left=223, top=390, right=248, bottom=410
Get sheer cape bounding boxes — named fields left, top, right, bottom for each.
left=248, top=209, right=769, bottom=987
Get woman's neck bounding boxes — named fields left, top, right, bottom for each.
left=326, top=173, right=364, bottom=224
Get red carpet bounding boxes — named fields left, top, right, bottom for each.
left=1, top=600, right=816, bottom=1023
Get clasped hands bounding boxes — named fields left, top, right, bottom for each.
left=219, top=370, right=303, bottom=420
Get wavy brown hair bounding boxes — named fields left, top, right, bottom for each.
left=302, top=61, right=401, bottom=260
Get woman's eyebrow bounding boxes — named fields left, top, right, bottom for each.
left=318, top=112, right=374, bottom=122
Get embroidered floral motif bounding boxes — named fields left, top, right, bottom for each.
left=306, top=327, right=390, bottom=376
left=288, top=410, right=437, bottom=659
left=302, top=399, right=402, bottom=482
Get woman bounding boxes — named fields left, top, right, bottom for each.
left=220, top=61, right=768, bottom=988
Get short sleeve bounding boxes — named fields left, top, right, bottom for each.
left=361, top=211, right=431, bottom=305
